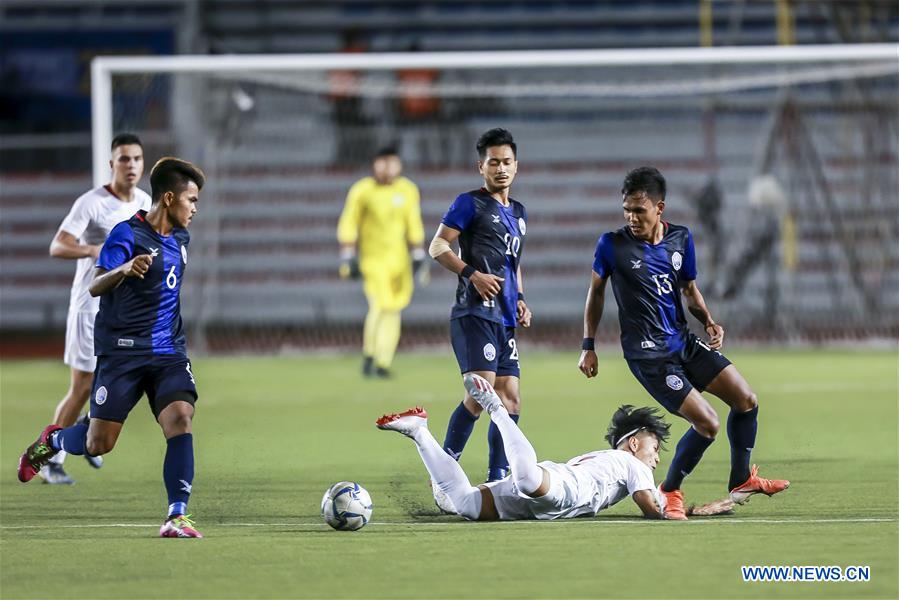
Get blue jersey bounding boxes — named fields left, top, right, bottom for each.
left=94, top=210, right=190, bottom=357
left=442, top=188, right=527, bottom=327
left=593, top=223, right=697, bottom=359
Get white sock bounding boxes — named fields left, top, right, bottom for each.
left=487, top=406, right=543, bottom=495
left=50, top=451, right=67, bottom=465
left=410, top=427, right=482, bottom=520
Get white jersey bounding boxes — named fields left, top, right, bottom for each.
left=487, top=449, right=657, bottom=521
left=58, top=185, right=152, bottom=315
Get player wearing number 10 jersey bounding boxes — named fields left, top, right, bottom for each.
left=428, top=128, right=532, bottom=492
left=577, top=166, right=788, bottom=520
left=18, top=157, right=208, bottom=538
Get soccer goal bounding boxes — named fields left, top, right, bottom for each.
left=91, top=44, right=899, bottom=351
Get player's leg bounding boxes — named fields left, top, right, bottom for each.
left=151, top=357, right=202, bottom=538
left=377, top=407, right=483, bottom=520
left=702, top=364, right=789, bottom=501
left=361, top=303, right=379, bottom=376
left=40, top=367, right=93, bottom=484
left=487, top=326, right=522, bottom=480
left=370, top=270, right=412, bottom=376
left=464, top=374, right=548, bottom=497
left=442, top=316, right=500, bottom=460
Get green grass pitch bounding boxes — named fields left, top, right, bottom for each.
left=1, top=350, right=897, bottom=599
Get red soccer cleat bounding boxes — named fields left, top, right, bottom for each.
left=17, top=425, right=62, bottom=483
left=658, top=485, right=688, bottom=520
left=375, top=407, right=428, bottom=437
left=159, top=515, right=203, bottom=538
left=729, top=464, right=790, bottom=504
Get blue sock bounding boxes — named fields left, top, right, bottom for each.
left=164, top=433, right=194, bottom=519
left=727, top=406, right=758, bottom=490
left=49, top=421, right=89, bottom=455
left=442, top=402, right=478, bottom=460
left=661, top=427, right=714, bottom=492
left=487, top=413, right=520, bottom=481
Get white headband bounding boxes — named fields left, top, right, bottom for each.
left=615, top=427, right=644, bottom=448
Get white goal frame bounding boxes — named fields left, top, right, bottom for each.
left=91, top=43, right=898, bottom=186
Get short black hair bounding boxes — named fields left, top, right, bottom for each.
left=605, top=405, right=671, bottom=449
left=149, top=157, right=205, bottom=204
left=621, top=166, right=666, bottom=203
left=111, top=133, right=142, bottom=151
left=476, top=128, right=516, bottom=159
left=374, top=145, right=400, bottom=159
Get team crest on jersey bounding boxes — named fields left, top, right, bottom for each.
left=181, top=244, right=188, bottom=265
left=518, top=218, right=526, bottom=235
left=95, top=386, right=108, bottom=406
left=671, top=251, right=683, bottom=271
left=483, top=343, right=497, bottom=361
left=665, top=375, right=684, bottom=391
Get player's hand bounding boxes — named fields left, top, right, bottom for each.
left=578, top=350, right=598, bottom=378
left=339, top=257, right=361, bottom=280
left=123, top=254, right=153, bottom=279
left=516, top=300, right=532, bottom=327
left=89, top=245, right=102, bottom=260
left=412, top=257, right=430, bottom=286
left=705, top=322, right=724, bottom=349
left=470, top=271, right=504, bottom=300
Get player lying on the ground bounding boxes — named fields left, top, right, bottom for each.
left=378, top=374, right=675, bottom=520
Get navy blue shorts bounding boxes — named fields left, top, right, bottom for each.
left=90, top=355, right=198, bottom=423
left=450, top=315, right=520, bottom=378
left=625, top=334, right=731, bottom=414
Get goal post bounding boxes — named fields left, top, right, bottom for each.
left=89, top=43, right=899, bottom=351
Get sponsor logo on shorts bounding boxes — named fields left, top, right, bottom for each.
left=181, top=244, right=188, bottom=265
left=518, top=218, right=527, bottom=235
left=641, top=340, right=656, bottom=349
left=671, top=251, right=683, bottom=270
left=483, top=343, right=497, bottom=361
left=117, top=338, right=134, bottom=347
left=666, top=375, right=684, bottom=391
left=95, top=385, right=108, bottom=405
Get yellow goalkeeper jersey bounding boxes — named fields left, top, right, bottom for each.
left=337, top=176, right=425, bottom=273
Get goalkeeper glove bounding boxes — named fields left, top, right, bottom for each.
left=339, top=248, right=361, bottom=280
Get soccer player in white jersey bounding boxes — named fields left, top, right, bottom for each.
left=40, top=133, right=151, bottom=484
left=378, top=374, right=673, bottom=521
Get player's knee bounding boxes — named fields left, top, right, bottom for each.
left=501, top=393, right=521, bottom=414
left=696, top=413, right=720, bottom=439
left=86, top=434, right=116, bottom=456
left=741, top=392, right=759, bottom=412
left=161, top=412, right=193, bottom=437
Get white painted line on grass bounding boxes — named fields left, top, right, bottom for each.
left=2, top=517, right=895, bottom=530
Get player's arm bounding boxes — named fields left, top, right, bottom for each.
left=632, top=489, right=666, bottom=519
left=336, top=181, right=364, bottom=279
left=89, top=255, right=153, bottom=297
left=515, top=264, right=531, bottom=327
left=405, top=182, right=428, bottom=281
left=428, top=224, right=503, bottom=300
left=578, top=271, right=608, bottom=378
left=680, top=279, right=724, bottom=349
left=49, top=230, right=101, bottom=260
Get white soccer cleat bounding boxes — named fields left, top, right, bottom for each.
left=463, top=374, right=504, bottom=414
left=375, top=407, right=428, bottom=437
left=431, top=479, right=457, bottom=515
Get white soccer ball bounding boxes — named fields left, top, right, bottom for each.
left=321, top=481, right=373, bottom=531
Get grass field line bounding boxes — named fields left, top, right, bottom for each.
left=2, top=516, right=896, bottom=530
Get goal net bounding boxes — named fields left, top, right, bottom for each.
left=94, top=45, right=899, bottom=352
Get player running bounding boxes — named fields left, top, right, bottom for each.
left=378, top=374, right=670, bottom=521
left=428, top=128, right=532, bottom=494
left=41, top=133, right=151, bottom=484
left=18, top=157, right=207, bottom=538
left=577, top=166, right=789, bottom=520
left=337, top=146, right=427, bottom=378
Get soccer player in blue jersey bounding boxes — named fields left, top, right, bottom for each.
left=18, top=157, right=207, bottom=538
left=577, top=166, right=789, bottom=520
left=428, top=128, right=532, bottom=494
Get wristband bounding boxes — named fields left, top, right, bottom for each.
left=582, top=337, right=595, bottom=351
left=460, top=265, right=476, bottom=279
left=517, top=292, right=525, bottom=302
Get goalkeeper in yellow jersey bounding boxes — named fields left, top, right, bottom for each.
left=337, top=147, right=427, bottom=378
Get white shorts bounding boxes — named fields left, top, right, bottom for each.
left=484, top=461, right=595, bottom=521
left=64, top=311, right=97, bottom=373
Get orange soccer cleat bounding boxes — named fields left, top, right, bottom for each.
left=658, top=485, right=688, bottom=520
left=729, top=464, right=790, bottom=505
